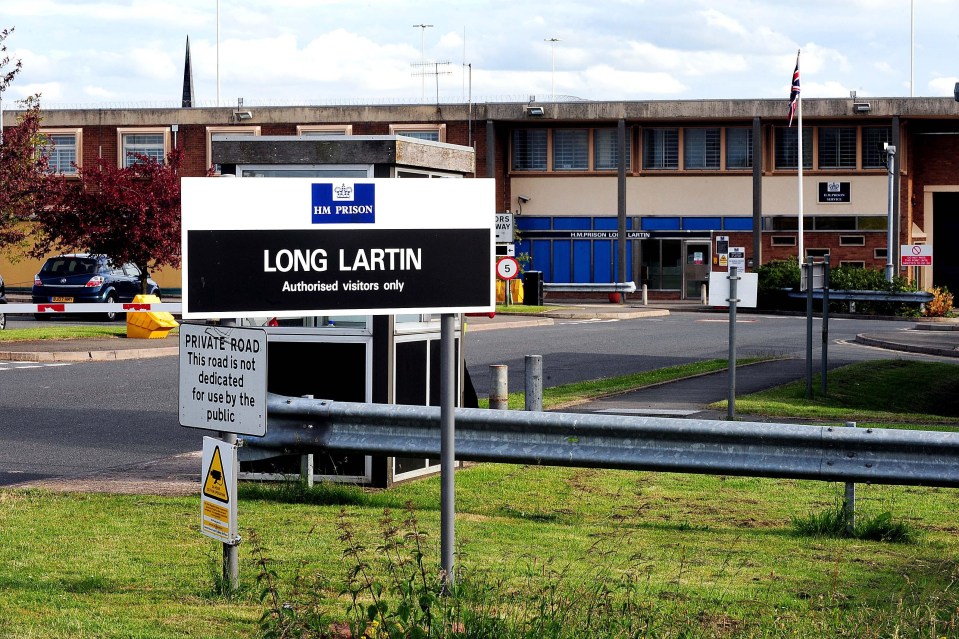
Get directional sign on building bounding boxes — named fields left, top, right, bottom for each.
left=200, top=437, right=239, bottom=545
left=181, top=178, right=496, bottom=319
left=179, top=324, right=268, bottom=436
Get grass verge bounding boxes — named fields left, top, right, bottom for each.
left=712, top=359, right=959, bottom=427
left=0, top=324, right=178, bottom=342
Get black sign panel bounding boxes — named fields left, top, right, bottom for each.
left=818, top=181, right=851, bottom=203
left=187, top=228, right=491, bottom=314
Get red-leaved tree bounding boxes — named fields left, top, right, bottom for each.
left=33, top=149, right=183, bottom=293
left=0, top=28, right=53, bottom=253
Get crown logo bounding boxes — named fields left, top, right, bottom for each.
left=334, top=183, right=353, bottom=199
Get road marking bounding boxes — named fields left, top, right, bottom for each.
left=0, top=361, right=74, bottom=371
left=560, top=318, right=620, bottom=325
left=697, top=318, right=758, bottom=323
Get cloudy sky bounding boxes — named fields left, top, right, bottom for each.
left=2, top=0, right=958, bottom=109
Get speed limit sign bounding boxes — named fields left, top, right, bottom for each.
left=496, top=256, right=520, bottom=280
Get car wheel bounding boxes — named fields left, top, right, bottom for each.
left=0, top=313, right=5, bottom=330
left=103, top=293, right=120, bottom=322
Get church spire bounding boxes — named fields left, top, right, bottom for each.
left=182, top=35, right=195, bottom=108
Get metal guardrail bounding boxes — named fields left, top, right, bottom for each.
left=241, top=394, right=959, bottom=488
left=543, top=282, right=637, bottom=294
left=788, top=289, right=934, bottom=304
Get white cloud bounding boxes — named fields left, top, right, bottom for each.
left=928, top=76, right=959, bottom=97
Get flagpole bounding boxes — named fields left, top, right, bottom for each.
left=796, top=51, right=804, bottom=265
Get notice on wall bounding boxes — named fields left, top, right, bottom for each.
left=179, top=324, right=268, bottom=436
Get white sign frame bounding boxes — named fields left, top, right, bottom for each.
left=181, top=178, right=496, bottom=319
left=179, top=324, right=268, bottom=436
left=901, top=244, right=933, bottom=266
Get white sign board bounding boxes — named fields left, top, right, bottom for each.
left=708, top=272, right=759, bottom=308
left=179, top=324, right=268, bottom=436
left=200, top=437, right=239, bottom=545
left=495, top=212, right=514, bottom=244
left=181, top=178, right=496, bottom=319
left=901, top=244, right=933, bottom=267
left=728, top=247, right=746, bottom=272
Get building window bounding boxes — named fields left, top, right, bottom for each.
left=874, top=248, right=888, bottom=259
left=389, top=124, right=446, bottom=142
left=117, top=128, right=169, bottom=167
left=725, top=128, right=752, bottom=169
left=818, top=127, right=856, bottom=169
left=207, top=126, right=261, bottom=173
left=840, top=261, right=866, bottom=268
left=511, top=129, right=548, bottom=171
left=593, top=128, right=631, bottom=170
left=643, top=128, right=679, bottom=170
left=297, top=125, right=352, bottom=136
left=862, top=127, right=892, bottom=169
left=552, top=129, right=588, bottom=170
left=683, top=128, right=720, bottom=169
left=774, top=127, right=812, bottom=170
left=39, top=129, right=81, bottom=175
left=840, top=235, right=866, bottom=246
left=806, top=248, right=830, bottom=258
left=813, top=216, right=856, bottom=231
left=771, top=235, right=796, bottom=246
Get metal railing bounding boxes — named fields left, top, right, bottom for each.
left=543, top=282, right=636, bottom=294
left=242, top=394, right=959, bottom=488
left=788, top=290, right=933, bottom=304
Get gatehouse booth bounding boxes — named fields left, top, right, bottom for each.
left=210, top=135, right=479, bottom=487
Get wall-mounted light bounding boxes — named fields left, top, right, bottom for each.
left=525, top=105, right=544, bottom=117
left=853, top=102, right=871, bottom=113
left=234, top=110, right=253, bottom=120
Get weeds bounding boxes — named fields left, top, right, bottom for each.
left=791, top=499, right=919, bottom=543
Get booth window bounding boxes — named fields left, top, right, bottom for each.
left=298, top=125, right=352, bottom=136
left=389, top=124, right=445, bottom=142
left=207, top=126, right=260, bottom=174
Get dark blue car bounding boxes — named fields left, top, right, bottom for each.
left=32, top=254, right=160, bottom=321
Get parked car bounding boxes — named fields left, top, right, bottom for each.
left=0, top=272, right=6, bottom=330
left=32, top=254, right=160, bottom=321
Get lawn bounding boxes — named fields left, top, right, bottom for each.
left=2, top=358, right=959, bottom=638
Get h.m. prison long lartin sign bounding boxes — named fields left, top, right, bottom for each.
left=180, top=178, right=496, bottom=319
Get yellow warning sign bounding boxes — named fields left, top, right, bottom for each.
left=719, top=254, right=728, bottom=267
left=203, top=446, right=230, bottom=503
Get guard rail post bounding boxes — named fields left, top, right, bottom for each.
left=525, top=355, right=543, bottom=412
left=489, top=365, right=508, bottom=410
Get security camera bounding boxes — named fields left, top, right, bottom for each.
left=517, top=195, right=531, bottom=204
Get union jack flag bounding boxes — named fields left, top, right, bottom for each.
left=787, top=51, right=800, bottom=127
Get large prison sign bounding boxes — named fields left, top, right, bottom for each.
left=181, top=178, right=496, bottom=319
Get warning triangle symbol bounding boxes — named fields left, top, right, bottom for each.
left=203, top=446, right=229, bottom=503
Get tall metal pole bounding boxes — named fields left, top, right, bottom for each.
left=805, top=259, right=814, bottom=399
left=821, top=255, right=830, bottom=396
left=414, top=24, right=433, bottom=102
left=727, top=266, right=738, bottom=421
left=216, top=0, right=220, bottom=107
left=617, top=119, right=627, bottom=301
left=439, top=313, right=455, bottom=587
left=544, top=38, right=560, bottom=101
left=885, top=144, right=897, bottom=282
left=218, top=319, right=238, bottom=595
left=910, top=0, right=915, bottom=98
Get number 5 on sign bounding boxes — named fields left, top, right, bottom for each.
left=496, top=257, right=520, bottom=280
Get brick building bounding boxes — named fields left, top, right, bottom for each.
left=3, top=96, right=959, bottom=299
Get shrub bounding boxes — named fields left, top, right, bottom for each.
left=923, top=286, right=954, bottom=317
left=756, top=259, right=801, bottom=295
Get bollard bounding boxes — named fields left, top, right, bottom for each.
left=701, top=282, right=708, bottom=305
left=489, top=365, right=508, bottom=410
left=525, top=355, right=543, bottom=412
left=642, top=283, right=648, bottom=306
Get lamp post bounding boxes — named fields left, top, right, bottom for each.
left=885, top=143, right=897, bottom=282
left=544, top=37, right=560, bottom=101
left=413, top=24, right=433, bottom=101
